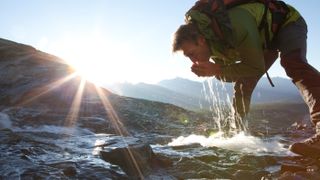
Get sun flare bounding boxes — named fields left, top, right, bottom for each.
left=52, top=37, right=128, bottom=85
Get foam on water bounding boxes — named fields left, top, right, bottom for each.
left=168, top=132, right=293, bottom=156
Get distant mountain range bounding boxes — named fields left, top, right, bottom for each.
left=104, top=77, right=304, bottom=111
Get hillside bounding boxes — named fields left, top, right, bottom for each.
left=106, top=77, right=303, bottom=111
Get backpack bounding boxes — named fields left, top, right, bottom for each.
left=187, top=0, right=289, bottom=49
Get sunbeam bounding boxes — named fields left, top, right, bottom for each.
left=18, top=73, right=78, bottom=106
left=95, top=86, right=126, bottom=136
left=94, top=86, right=144, bottom=179
left=64, top=78, right=86, bottom=127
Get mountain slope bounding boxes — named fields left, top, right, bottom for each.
left=158, top=77, right=303, bottom=103
left=106, top=77, right=303, bottom=111
left=105, top=82, right=205, bottom=110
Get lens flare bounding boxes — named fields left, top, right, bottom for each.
left=19, top=73, right=78, bottom=106
left=64, top=78, right=86, bottom=127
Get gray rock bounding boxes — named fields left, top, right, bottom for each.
left=100, top=140, right=155, bottom=178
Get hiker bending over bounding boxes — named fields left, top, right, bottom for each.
left=172, top=0, right=320, bottom=156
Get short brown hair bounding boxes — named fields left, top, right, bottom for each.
left=172, top=23, right=201, bottom=52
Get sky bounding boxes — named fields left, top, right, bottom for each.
left=0, top=0, right=319, bottom=85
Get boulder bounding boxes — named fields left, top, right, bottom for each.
left=98, top=135, right=177, bottom=178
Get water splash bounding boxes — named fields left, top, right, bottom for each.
left=168, top=132, right=292, bottom=156
left=201, top=78, right=247, bottom=133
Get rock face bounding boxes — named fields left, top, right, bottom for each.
left=0, top=38, right=69, bottom=105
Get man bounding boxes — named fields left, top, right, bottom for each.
left=172, top=0, right=320, bottom=157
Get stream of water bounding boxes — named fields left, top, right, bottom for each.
left=0, top=78, right=308, bottom=179
left=169, top=78, right=293, bottom=157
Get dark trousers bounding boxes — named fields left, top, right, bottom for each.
left=233, top=17, right=320, bottom=126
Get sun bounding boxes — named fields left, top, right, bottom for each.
left=66, top=45, right=109, bottom=85
left=52, top=37, right=127, bottom=86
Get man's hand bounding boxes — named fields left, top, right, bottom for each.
left=191, top=61, right=221, bottom=77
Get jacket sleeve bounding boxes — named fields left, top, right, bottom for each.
left=219, top=7, right=266, bottom=79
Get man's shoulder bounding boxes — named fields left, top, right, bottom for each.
left=227, top=2, right=265, bottom=20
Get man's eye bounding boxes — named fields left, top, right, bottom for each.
left=188, top=53, right=194, bottom=58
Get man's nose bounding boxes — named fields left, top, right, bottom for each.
left=190, top=56, right=198, bottom=63
left=190, top=59, right=199, bottom=65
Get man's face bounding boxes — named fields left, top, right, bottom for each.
left=180, top=37, right=211, bottom=64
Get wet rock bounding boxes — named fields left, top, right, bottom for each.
left=20, top=166, right=65, bottom=180
left=0, top=129, right=22, bottom=145
left=135, top=133, right=174, bottom=144
left=238, top=155, right=278, bottom=169
left=96, top=138, right=182, bottom=178
left=169, top=156, right=230, bottom=179
left=152, top=153, right=174, bottom=168
left=21, top=148, right=34, bottom=156
left=281, top=163, right=307, bottom=173
left=278, top=171, right=317, bottom=180
left=279, top=171, right=299, bottom=180
left=197, top=170, right=216, bottom=179
left=295, top=171, right=320, bottom=179
left=277, top=156, right=320, bottom=179
left=144, top=170, right=177, bottom=180
left=49, top=161, right=78, bottom=177
left=195, top=154, right=219, bottom=163
left=76, top=167, right=128, bottom=180
left=171, top=143, right=202, bottom=150
left=253, top=170, right=271, bottom=179
left=290, top=142, right=320, bottom=159
left=62, top=166, right=77, bottom=177
left=100, top=140, right=156, bottom=178
left=20, top=155, right=32, bottom=162
left=233, top=170, right=253, bottom=180
left=79, top=116, right=110, bottom=133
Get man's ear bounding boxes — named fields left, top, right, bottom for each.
left=198, top=36, right=207, bottom=46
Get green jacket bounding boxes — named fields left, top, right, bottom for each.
left=187, top=3, right=300, bottom=79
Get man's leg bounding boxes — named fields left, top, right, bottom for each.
left=280, top=50, right=320, bottom=125
left=275, top=17, right=320, bottom=157
left=232, top=50, right=279, bottom=131
left=233, top=77, right=258, bottom=131
left=281, top=48, right=320, bottom=158
left=274, top=17, right=320, bottom=125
